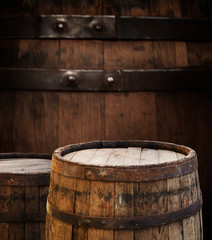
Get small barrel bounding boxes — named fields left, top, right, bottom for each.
left=46, top=140, right=203, bottom=240
left=0, top=153, right=51, bottom=240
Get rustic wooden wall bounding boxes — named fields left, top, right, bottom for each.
left=0, top=0, right=211, bottom=238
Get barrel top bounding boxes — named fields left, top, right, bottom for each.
left=63, top=147, right=186, bottom=167
left=0, top=158, right=51, bottom=174
left=52, top=141, right=197, bottom=182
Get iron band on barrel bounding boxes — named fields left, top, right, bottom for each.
left=47, top=197, right=203, bottom=229
left=0, top=16, right=211, bottom=41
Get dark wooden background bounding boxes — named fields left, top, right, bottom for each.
left=0, top=0, right=211, bottom=238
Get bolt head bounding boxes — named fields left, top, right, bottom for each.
left=57, top=23, right=64, bottom=29
left=86, top=170, right=93, bottom=177
left=107, top=77, right=114, bottom=83
left=95, top=23, right=102, bottom=31
left=67, top=75, right=76, bottom=82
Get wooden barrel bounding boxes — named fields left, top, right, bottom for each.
left=46, top=140, right=203, bottom=240
left=0, top=1, right=211, bottom=238
left=0, top=153, right=51, bottom=240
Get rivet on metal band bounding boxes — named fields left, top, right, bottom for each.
left=46, top=196, right=203, bottom=229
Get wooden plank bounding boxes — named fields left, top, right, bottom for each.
left=59, top=40, right=103, bottom=69
left=37, top=0, right=61, bottom=14
left=51, top=172, right=76, bottom=239
left=12, top=91, right=58, bottom=153
left=151, top=179, right=169, bottom=240
left=0, top=186, right=10, bottom=240
left=106, top=148, right=127, bottom=166
left=105, top=92, right=158, bottom=141
left=134, top=182, right=153, bottom=239
left=58, top=92, right=105, bottom=146
left=63, top=152, right=77, bottom=162
left=90, top=148, right=113, bottom=166
left=61, top=0, right=102, bottom=15
left=123, top=147, right=141, bottom=166
left=194, top=169, right=203, bottom=239
left=151, top=146, right=169, bottom=239
left=180, top=173, right=196, bottom=240
left=70, top=149, right=97, bottom=164
left=187, top=42, right=212, bottom=67
left=0, top=91, right=15, bottom=152
left=0, top=159, right=51, bottom=173
left=158, top=149, right=178, bottom=163
left=40, top=186, right=49, bottom=240
left=25, top=186, right=40, bottom=240
left=17, top=39, right=60, bottom=69
left=73, top=178, right=90, bottom=239
left=167, top=152, right=182, bottom=240
left=88, top=181, right=114, bottom=239
left=103, top=0, right=184, bottom=17
left=9, top=187, right=25, bottom=240
left=114, top=182, right=134, bottom=240
left=140, top=148, right=159, bottom=165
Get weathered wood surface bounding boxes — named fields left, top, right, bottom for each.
left=0, top=157, right=51, bottom=240
left=0, top=158, right=51, bottom=173
left=46, top=142, right=202, bottom=239
left=64, top=147, right=186, bottom=166
left=0, top=0, right=211, bottom=238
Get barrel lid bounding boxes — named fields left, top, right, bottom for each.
left=0, top=153, right=51, bottom=174
left=63, top=147, right=186, bottom=167
left=52, top=140, right=197, bottom=182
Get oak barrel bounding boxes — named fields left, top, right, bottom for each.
left=46, top=140, right=203, bottom=240
left=0, top=1, right=211, bottom=238
left=0, top=153, right=51, bottom=240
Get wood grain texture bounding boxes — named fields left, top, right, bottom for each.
left=88, top=181, right=114, bottom=239
left=0, top=157, right=50, bottom=240
left=0, top=92, right=15, bottom=152
left=105, top=92, right=158, bottom=141
left=114, top=182, right=134, bottom=240
left=168, top=153, right=182, bottom=240
left=12, top=91, right=58, bottom=153
left=46, top=143, right=202, bottom=239
left=8, top=187, right=25, bottom=240
left=0, top=186, right=10, bottom=240
left=0, top=0, right=211, bottom=238
left=25, top=187, right=40, bottom=240
left=58, top=92, right=105, bottom=146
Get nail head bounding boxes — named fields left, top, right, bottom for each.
left=107, top=77, right=114, bottom=83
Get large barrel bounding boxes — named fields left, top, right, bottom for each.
left=0, top=153, right=51, bottom=240
left=0, top=1, right=211, bottom=238
left=46, top=140, right=203, bottom=240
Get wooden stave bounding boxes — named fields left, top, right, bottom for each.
left=0, top=153, right=51, bottom=240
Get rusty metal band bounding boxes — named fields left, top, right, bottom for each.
left=52, top=140, right=198, bottom=182
left=0, top=153, right=51, bottom=186
left=0, top=212, right=46, bottom=222
left=46, top=197, right=203, bottom=229
left=0, top=16, right=211, bottom=41
left=0, top=68, right=211, bottom=91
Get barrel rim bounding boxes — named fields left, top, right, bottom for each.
left=54, top=140, right=196, bottom=169
left=0, top=153, right=51, bottom=186
left=51, top=140, right=197, bottom=182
